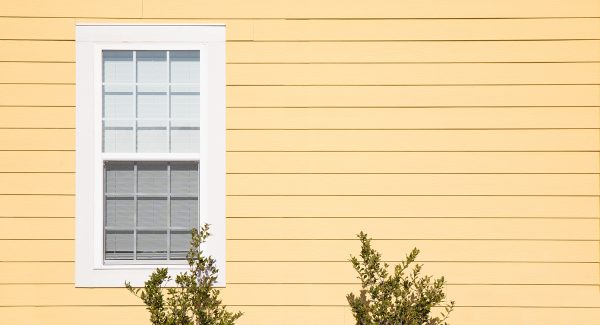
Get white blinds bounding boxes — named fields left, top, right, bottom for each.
left=105, top=162, right=199, bottom=261
left=102, top=50, right=201, bottom=153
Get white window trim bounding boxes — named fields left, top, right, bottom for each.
left=75, top=24, right=226, bottom=287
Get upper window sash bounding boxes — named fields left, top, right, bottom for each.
left=101, top=49, right=203, bottom=155
left=94, top=43, right=208, bottom=161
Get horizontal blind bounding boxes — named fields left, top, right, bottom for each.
left=102, top=50, right=201, bottom=154
left=104, top=161, right=199, bottom=261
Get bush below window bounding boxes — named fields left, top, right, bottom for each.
left=126, top=224, right=242, bottom=325
left=347, top=231, right=455, bottom=325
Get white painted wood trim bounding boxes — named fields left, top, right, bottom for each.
left=76, top=24, right=225, bottom=43
left=76, top=24, right=226, bottom=288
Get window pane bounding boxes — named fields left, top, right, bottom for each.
left=137, top=85, right=168, bottom=119
left=103, top=84, right=135, bottom=152
left=104, top=161, right=199, bottom=262
left=170, top=86, right=200, bottom=119
left=171, top=123, right=200, bottom=153
left=137, top=120, right=168, bottom=153
left=170, top=86, right=200, bottom=153
left=105, top=230, right=134, bottom=260
left=138, top=162, right=168, bottom=194
left=170, top=230, right=192, bottom=260
left=106, top=198, right=134, bottom=228
left=105, top=162, right=134, bottom=194
left=137, top=197, right=168, bottom=228
left=103, top=51, right=133, bottom=83
left=170, top=51, right=200, bottom=84
left=171, top=198, right=198, bottom=228
left=104, top=120, right=135, bottom=153
left=103, top=85, right=134, bottom=119
left=137, top=51, right=167, bottom=83
left=137, top=231, right=167, bottom=260
left=171, top=162, right=199, bottom=195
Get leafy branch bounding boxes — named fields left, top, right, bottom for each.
left=347, top=231, right=454, bottom=325
left=126, top=224, right=242, bottom=325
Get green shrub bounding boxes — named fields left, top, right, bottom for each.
left=126, top=224, right=242, bottom=325
left=347, top=231, right=454, bottom=325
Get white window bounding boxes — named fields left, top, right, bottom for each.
left=75, top=24, right=225, bottom=287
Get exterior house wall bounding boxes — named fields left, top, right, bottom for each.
left=1, top=0, right=600, bottom=323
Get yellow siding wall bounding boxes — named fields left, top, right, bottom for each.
left=1, top=0, right=600, bottom=324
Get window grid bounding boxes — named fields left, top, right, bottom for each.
left=167, top=50, right=171, bottom=153
left=133, top=162, right=137, bottom=260
left=132, top=50, right=138, bottom=154
left=102, top=50, right=201, bottom=153
left=104, top=161, right=199, bottom=262
left=166, top=162, right=171, bottom=260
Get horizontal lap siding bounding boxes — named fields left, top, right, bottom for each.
left=228, top=130, right=600, bottom=151
left=1, top=217, right=597, bottom=240
left=3, top=40, right=600, bottom=63
left=3, top=284, right=600, bottom=307
left=0, top=1, right=599, bottom=325
left=0, top=151, right=597, bottom=173
left=6, top=106, right=600, bottom=129
left=2, top=84, right=598, bottom=106
left=226, top=63, right=600, bottom=85
left=228, top=107, right=600, bottom=129
left=2, top=18, right=600, bottom=41
left=1, top=173, right=599, bottom=195
left=0, top=261, right=597, bottom=285
left=2, top=306, right=600, bottom=325
left=0, top=195, right=596, bottom=218
left=3, top=62, right=600, bottom=85
left=226, top=41, right=600, bottom=63
left=2, top=307, right=600, bottom=325
left=1, top=239, right=597, bottom=262
left=1, top=129, right=598, bottom=151
left=0, top=0, right=598, bottom=18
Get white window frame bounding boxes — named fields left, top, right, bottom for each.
left=75, top=24, right=226, bottom=287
